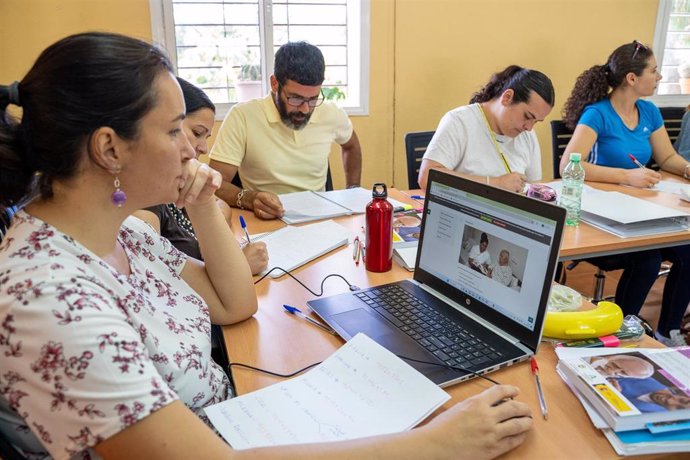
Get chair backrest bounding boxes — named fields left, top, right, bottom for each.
left=550, top=120, right=573, bottom=179
left=404, top=131, right=435, bottom=189
left=231, top=167, right=334, bottom=192
left=660, top=106, right=686, bottom=145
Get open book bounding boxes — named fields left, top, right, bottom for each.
left=205, top=333, right=450, bottom=449
left=556, top=346, right=690, bottom=432
left=279, top=187, right=408, bottom=224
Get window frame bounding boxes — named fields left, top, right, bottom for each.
left=149, top=0, right=370, bottom=119
left=649, top=0, right=690, bottom=107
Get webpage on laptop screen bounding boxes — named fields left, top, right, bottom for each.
left=418, top=183, right=557, bottom=331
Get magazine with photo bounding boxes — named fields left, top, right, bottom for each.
left=557, top=347, right=690, bottom=432
left=392, top=210, right=423, bottom=249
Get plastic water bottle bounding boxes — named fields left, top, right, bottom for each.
left=365, top=183, right=394, bottom=272
left=559, top=152, right=585, bottom=226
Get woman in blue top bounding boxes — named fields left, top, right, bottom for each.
left=560, top=41, right=690, bottom=345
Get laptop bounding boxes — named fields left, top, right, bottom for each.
left=308, top=169, right=566, bottom=387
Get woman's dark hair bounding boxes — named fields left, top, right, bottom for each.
left=480, top=232, right=489, bottom=244
left=274, top=41, right=325, bottom=86
left=563, top=41, right=654, bottom=130
left=470, top=65, right=555, bottom=107
left=0, top=32, right=173, bottom=206
left=177, top=77, right=215, bottom=115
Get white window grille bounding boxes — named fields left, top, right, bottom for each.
left=150, top=0, right=369, bottom=118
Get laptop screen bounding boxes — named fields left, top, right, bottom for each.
left=415, top=170, right=565, bottom=350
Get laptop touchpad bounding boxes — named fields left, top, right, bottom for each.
left=332, top=308, right=406, bottom=350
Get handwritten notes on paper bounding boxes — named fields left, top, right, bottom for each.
left=205, top=333, right=450, bottom=449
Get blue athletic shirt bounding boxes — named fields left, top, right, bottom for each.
left=578, top=98, right=663, bottom=169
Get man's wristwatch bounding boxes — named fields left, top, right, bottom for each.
left=236, top=189, right=249, bottom=209
left=684, top=164, right=690, bottom=181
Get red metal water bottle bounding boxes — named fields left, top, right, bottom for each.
left=365, top=183, right=393, bottom=272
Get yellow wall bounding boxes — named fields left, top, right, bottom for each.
left=0, top=0, right=660, bottom=189
left=393, top=0, right=658, bottom=186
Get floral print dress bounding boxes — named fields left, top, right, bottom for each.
left=0, top=212, right=231, bottom=459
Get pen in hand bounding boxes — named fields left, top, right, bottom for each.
left=239, top=215, right=251, bottom=243
left=628, top=153, right=646, bottom=169
left=283, top=305, right=338, bottom=335
left=530, top=357, right=548, bottom=420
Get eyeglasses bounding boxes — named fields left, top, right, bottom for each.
left=280, top=86, right=324, bottom=108
left=631, top=40, right=650, bottom=61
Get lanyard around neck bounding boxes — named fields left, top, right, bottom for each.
left=477, top=103, right=512, bottom=174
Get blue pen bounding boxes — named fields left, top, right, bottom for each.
left=283, top=304, right=337, bottom=335
left=410, top=195, right=425, bottom=200
left=239, top=215, right=251, bottom=243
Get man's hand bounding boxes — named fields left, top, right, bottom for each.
left=245, top=190, right=285, bottom=219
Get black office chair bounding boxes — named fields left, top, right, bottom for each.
left=660, top=106, right=686, bottom=146
left=550, top=120, right=624, bottom=301
left=404, top=131, right=435, bottom=189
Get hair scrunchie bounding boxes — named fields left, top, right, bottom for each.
left=7, top=81, right=20, bottom=106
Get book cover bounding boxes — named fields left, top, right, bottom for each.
left=557, top=347, right=690, bottom=431
left=392, top=210, right=422, bottom=249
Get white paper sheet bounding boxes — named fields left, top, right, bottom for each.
left=205, top=333, right=450, bottom=450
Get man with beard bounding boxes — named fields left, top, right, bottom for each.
left=210, top=41, right=362, bottom=220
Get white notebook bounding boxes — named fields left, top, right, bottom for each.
left=279, top=188, right=408, bottom=224
left=253, top=220, right=350, bottom=278
left=205, top=333, right=450, bottom=449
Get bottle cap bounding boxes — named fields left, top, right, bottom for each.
left=569, top=152, right=582, bottom=162
left=372, top=183, right=388, bottom=199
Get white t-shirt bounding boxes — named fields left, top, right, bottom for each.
left=0, top=212, right=230, bottom=459
left=468, top=244, right=492, bottom=267
left=423, top=104, right=542, bottom=181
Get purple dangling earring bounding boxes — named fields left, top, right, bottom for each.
left=111, top=176, right=127, bottom=207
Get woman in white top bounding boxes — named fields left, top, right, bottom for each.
left=0, top=32, right=533, bottom=460
left=418, top=65, right=554, bottom=192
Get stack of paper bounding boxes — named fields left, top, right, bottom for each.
left=205, top=333, right=450, bottom=449
left=545, top=182, right=690, bottom=238
left=556, top=346, right=690, bottom=455
left=393, top=246, right=418, bottom=271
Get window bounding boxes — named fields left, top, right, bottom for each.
left=652, top=0, right=690, bottom=105
left=150, top=0, right=370, bottom=118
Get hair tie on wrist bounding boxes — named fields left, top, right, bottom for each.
left=7, top=81, right=20, bottom=106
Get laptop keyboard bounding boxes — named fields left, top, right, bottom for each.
left=355, top=285, right=503, bottom=370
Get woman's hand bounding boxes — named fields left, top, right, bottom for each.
left=623, top=168, right=662, bottom=188
left=176, top=159, right=222, bottom=208
left=242, top=242, right=269, bottom=275
left=423, top=385, right=533, bottom=460
left=492, top=173, right=527, bottom=193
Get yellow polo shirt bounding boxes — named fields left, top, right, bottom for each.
left=210, top=94, right=353, bottom=194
